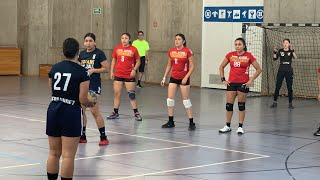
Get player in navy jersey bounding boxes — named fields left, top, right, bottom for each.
left=78, top=33, right=109, bottom=146
left=46, top=38, right=95, bottom=180
left=270, top=39, right=297, bottom=109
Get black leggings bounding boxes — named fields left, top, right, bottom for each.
left=273, top=70, right=293, bottom=103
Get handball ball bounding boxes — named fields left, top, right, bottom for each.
left=88, top=90, right=98, bottom=103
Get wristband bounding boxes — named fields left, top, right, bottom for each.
left=221, top=77, right=226, bottom=82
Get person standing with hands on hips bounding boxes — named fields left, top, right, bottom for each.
left=219, top=38, right=262, bottom=134
left=107, top=33, right=143, bottom=121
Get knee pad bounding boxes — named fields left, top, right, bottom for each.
left=183, top=99, right=192, bottom=109
left=226, top=103, right=233, bottom=111
left=167, top=98, right=175, bottom=107
left=128, top=90, right=136, bottom=100
left=238, top=102, right=246, bottom=111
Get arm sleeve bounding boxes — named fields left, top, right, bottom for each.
left=80, top=68, right=90, bottom=82
left=48, top=67, right=54, bottom=78
left=225, top=52, right=232, bottom=61
left=99, top=50, right=107, bottom=61
left=187, top=48, right=194, bottom=58
left=146, top=41, right=150, bottom=51
left=112, top=48, right=117, bottom=59
left=134, top=48, right=140, bottom=60
left=249, top=53, right=257, bottom=63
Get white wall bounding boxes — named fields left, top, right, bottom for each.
left=201, top=0, right=264, bottom=89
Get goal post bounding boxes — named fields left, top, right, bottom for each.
left=243, top=23, right=320, bottom=98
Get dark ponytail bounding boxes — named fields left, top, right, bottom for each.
left=175, top=33, right=187, bottom=47
left=84, top=33, right=96, bottom=41
left=235, top=37, right=247, bottom=51
left=63, top=38, right=79, bottom=59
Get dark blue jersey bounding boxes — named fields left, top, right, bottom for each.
left=48, top=60, right=90, bottom=106
left=78, top=48, right=107, bottom=87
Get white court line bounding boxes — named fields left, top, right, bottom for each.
left=74, top=145, right=193, bottom=160
left=0, top=145, right=192, bottom=170
left=104, top=130, right=270, bottom=158
left=0, top=113, right=270, bottom=158
left=107, top=156, right=267, bottom=180
left=0, top=163, right=41, bottom=170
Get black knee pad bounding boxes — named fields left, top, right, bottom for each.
left=238, top=102, right=246, bottom=111
left=128, top=90, right=136, bottom=100
left=226, top=103, right=233, bottom=111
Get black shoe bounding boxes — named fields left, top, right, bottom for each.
left=314, top=127, right=320, bottom=136
left=270, top=102, right=277, bottom=108
left=137, top=84, right=142, bottom=88
left=189, top=123, right=196, bottom=131
left=288, top=103, right=294, bottom=109
left=162, top=121, right=175, bottom=128
left=79, top=134, right=87, bottom=143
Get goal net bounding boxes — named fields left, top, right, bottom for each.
left=243, top=23, right=320, bottom=98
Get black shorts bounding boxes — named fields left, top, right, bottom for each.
left=138, top=56, right=146, bottom=72
left=46, top=102, right=82, bottom=137
left=227, top=83, right=249, bottom=93
left=169, top=77, right=190, bottom=86
left=89, top=83, right=101, bottom=94
left=114, top=76, right=136, bottom=82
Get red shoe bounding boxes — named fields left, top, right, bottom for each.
left=79, top=135, right=87, bottom=143
left=99, top=138, right=109, bottom=146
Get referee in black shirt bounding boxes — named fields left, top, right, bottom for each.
left=270, top=39, right=297, bottom=109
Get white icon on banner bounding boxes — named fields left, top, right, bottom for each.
left=248, top=9, right=256, bottom=19
left=257, top=9, right=264, bottom=19
left=242, top=10, right=247, bottom=18
left=233, top=10, right=240, bottom=19
left=227, top=10, right=232, bottom=18
left=212, top=11, right=218, bottom=18
left=204, top=10, right=211, bottom=19
left=219, top=9, right=226, bottom=19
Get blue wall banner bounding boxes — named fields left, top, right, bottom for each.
left=204, top=6, right=264, bottom=22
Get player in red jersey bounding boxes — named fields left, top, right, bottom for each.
left=219, top=38, right=262, bottom=134
left=161, top=33, right=196, bottom=130
left=314, top=66, right=320, bottom=136
left=107, top=33, right=142, bottom=121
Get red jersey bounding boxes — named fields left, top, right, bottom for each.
left=318, top=66, right=320, bottom=73
left=112, top=44, right=140, bottom=79
left=168, top=47, right=193, bottom=80
left=225, top=51, right=256, bottom=83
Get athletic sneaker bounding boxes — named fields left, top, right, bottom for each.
left=313, top=126, right=320, bottom=136
left=162, top=121, right=175, bottom=128
left=189, top=123, right=196, bottom=131
left=270, top=102, right=277, bottom=108
left=79, top=134, right=87, bottom=143
left=134, top=113, right=142, bottom=121
left=288, top=103, right=294, bottom=109
left=237, top=127, right=244, bottom=134
left=136, top=84, right=142, bottom=88
left=99, top=136, right=109, bottom=146
left=219, top=125, right=231, bottom=133
left=107, top=112, right=119, bottom=119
